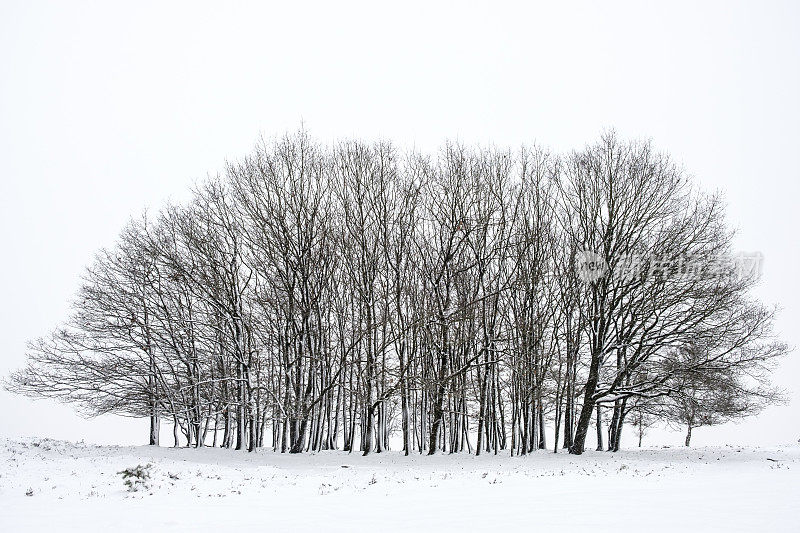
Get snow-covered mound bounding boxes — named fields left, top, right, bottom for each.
left=1, top=438, right=797, bottom=532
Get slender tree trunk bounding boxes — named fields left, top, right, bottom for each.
left=537, top=394, right=546, bottom=450
left=149, top=409, right=160, bottom=446
left=428, top=322, right=449, bottom=455
left=428, top=381, right=446, bottom=455
left=172, top=415, right=180, bottom=447
left=362, top=405, right=375, bottom=456
left=610, top=402, right=627, bottom=452
left=595, top=404, right=604, bottom=451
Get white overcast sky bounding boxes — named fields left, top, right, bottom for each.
left=1, top=1, right=798, bottom=446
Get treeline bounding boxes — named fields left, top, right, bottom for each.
left=6, top=131, right=787, bottom=454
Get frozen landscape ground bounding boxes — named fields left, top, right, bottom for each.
left=0, top=438, right=797, bottom=532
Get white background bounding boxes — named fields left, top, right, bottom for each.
left=1, top=0, right=798, bottom=447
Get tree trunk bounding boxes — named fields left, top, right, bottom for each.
left=612, top=408, right=626, bottom=452
left=537, top=395, right=547, bottom=450
left=362, top=405, right=374, bottom=456
left=595, top=404, right=604, bottom=451
left=569, top=349, right=601, bottom=454
left=428, top=381, right=446, bottom=455
left=149, top=411, right=160, bottom=446
left=172, top=415, right=180, bottom=447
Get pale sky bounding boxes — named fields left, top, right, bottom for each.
left=1, top=0, right=798, bottom=447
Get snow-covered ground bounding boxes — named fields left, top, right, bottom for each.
left=1, top=438, right=797, bottom=532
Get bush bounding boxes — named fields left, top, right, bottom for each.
left=118, top=463, right=153, bottom=492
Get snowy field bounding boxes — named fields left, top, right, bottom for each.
left=1, top=438, right=798, bottom=532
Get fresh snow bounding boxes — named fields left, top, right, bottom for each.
left=1, top=438, right=798, bottom=532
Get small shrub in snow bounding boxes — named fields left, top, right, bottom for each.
left=118, top=463, right=153, bottom=492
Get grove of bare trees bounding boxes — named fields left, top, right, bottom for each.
left=5, top=131, right=788, bottom=454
